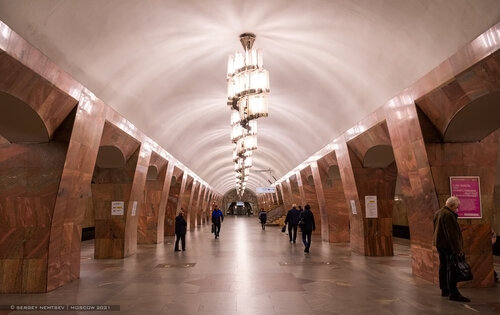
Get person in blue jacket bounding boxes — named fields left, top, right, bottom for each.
left=211, top=205, right=224, bottom=239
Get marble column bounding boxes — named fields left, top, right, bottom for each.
left=165, top=168, right=184, bottom=237
left=298, top=167, right=323, bottom=237
left=314, top=154, right=350, bottom=243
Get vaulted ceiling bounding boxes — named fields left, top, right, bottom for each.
left=1, top=0, right=499, bottom=194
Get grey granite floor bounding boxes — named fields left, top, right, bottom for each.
left=1, top=216, right=500, bottom=314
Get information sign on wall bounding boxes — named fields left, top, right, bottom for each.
left=450, top=176, right=482, bottom=219
left=131, top=201, right=138, bottom=216
left=365, top=196, right=378, bottom=218
left=350, top=200, right=357, bottom=215
left=256, top=187, right=276, bottom=193
left=111, top=201, right=124, bottom=216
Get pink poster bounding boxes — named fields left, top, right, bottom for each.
left=449, top=176, right=481, bottom=219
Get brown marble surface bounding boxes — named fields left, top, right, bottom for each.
left=315, top=154, right=350, bottom=243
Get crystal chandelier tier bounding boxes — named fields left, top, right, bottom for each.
left=227, top=33, right=270, bottom=197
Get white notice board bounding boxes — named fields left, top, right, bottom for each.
left=365, top=196, right=378, bottom=218
left=111, top=201, right=124, bottom=216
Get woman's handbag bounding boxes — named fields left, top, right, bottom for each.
left=281, top=225, right=286, bottom=233
left=211, top=224, right=215, bottom=234
left=449, top=253, right=473, bottom=282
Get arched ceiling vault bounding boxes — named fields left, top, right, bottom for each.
left=1, top=0, right=499, bottom=195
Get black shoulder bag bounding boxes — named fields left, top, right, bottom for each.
left=449, top=253, right=473, bottom=282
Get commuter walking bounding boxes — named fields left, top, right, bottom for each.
left=299, top=204, right=315, bottom=253
left=258, top=208, right=267, bottom=230
left=174, top=209, right=187, bottom=252
left=212, top=205, right=224, bottom=239
left=284, top=204, right=301, bottom=243
left=433, top=196, right=470, bottom=302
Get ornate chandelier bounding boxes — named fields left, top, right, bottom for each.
left=227, top=33, right=270, bottom=197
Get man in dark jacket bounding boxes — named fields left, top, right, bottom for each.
left=258, top=208, right=267, bottom=230
left=174, top=209, right=187, bottom=252
left=433, top=196, right=470, bottom=302
left=299, top=204, right=316, bottom=253
left=212, top=205, right=224, bottom=239
left=284, top=204, right=301, bottom=243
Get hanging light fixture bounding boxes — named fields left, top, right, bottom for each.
left=227, top=33, right=270, bottom=197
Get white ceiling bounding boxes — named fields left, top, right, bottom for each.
left=1, top=0, right=499, bottom=194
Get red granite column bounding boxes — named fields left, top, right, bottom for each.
left=165, top=168, right=184, bottom=237
left=182, top=177, right=195, bottom=230
left=156, top=162, right=174, bottom=242
left=289, top=175, right=302, bottom=206
left=200, top=187, right=209, bottom=225
left=336, top=138, right=365, bottom=255
left=284, top=180, right=294, bottom=210
left=91, top=122, right=144, bottom=259
left=137, top=153, right=170, bottom=244
left=313, top=154, right=350, bottom=243
left=276, top=184, right=284, bottom=206
left=300, top=166, right=325, bottom=239
left=197, top=186, right=206, bottom=226
left=187, top=181, right=199, bottom=230
left=46, top=91, right=106, bottom=291
left=0, top=46, right=83, bottom=292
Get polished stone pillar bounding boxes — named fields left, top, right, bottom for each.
left=165, top=168, right=184, bottom=237
left=314, top=154, right=350, bottom=243
left=188, top=181, right=199, bottom=230
left=137, top=153, right=170, bottom=244
left=298, top=167, right=323, bottom=237
left=289, top=175, right=302, bottom=206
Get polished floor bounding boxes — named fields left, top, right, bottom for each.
left=2, top=216, right=500, bottom=315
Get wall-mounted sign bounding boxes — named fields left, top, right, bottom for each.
left=350, top=200, right=357, bottom=215
left=450, top=176, right=481, bottom=219
left=365, top=196, right=378, bottom=218
left=131, top=201, right=138, bottom=216
left=111, top=201, right=124, bottom=216
left=256, top=187, right=276, bottom=193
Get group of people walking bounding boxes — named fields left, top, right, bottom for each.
left=283, top=203, right=316, bottom=253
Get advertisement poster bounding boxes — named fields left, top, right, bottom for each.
left=365, top=196, right=378, bottom=218
left=111, top=201, right=124, bottom=216
left=450, top=176, right=481, bottom=219
left=350, top=200, right=357, bottom=215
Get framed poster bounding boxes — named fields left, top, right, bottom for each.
left=450, top=176, right=481, bottom=219
left=365, top=196, right=378, bottom=218
left=111, top=201, right=124, bottom=216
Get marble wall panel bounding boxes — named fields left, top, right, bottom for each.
left=0, top=140, right=67, bottom=292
